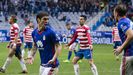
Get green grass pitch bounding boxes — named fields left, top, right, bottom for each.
left=0, top=43, right=120, bottom=75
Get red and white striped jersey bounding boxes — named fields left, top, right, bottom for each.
left=112, top=27, right=121, bottom=42
left=10, top=23, right=21, bottom=44
left=23, top=26, right=33, bottom=42
left=68, top=25, right=92, bottom=49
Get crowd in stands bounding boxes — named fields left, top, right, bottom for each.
left=0, top=0, right=132, bottom=31
left=0, top=0, right=103, bottom=18
left=103, top=0, right=133, bottom=27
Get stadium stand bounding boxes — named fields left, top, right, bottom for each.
left=0, top=0, right=132, bottom=32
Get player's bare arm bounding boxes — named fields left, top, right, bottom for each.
left=48, top=43, right=62, bottom=64
left=114, top=29, right=133, bottom=56
left=12, top=33, right=19, bottom=49
left=7, top=42, right=11, bottom=48
left=89, top=45, right=93, bottom=50
left=27, top=42, right=37, bottom=64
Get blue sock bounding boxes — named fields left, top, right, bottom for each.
left=68, top=51, right=72, bottom=60
left=74, top=50, right=76, bottom=55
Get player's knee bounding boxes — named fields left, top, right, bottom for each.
left=72, top=61, right=76, bottom=64
left=89, top=59, right=94, bottom=65
left=8, top=50, right=15, bottom=57
left=17, top=55, right=22, bottom=60
left=8, top=53, right=14, bottom=57
left=72, top=59, right=78, bottom=64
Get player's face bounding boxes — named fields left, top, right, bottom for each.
left=66, top=24, right=71, bottom=30
left=29, top=22, right=34, bottom=28
left=9, top=17, right=14, bottom=24
left=79, top=17, right=85, bottom=26
left=38, top=16, right=49, bottom=30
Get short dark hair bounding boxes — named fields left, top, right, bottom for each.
left=26, top=20, right=32, bottom=25
left=66, top=23, right=71, bottom=26
left=114, top=4, right=127, bottom=17
left=36, top=12, right=49, bottom=23
left=11, top=15, right=17, bottom=23
left=80, top=15, right=87, bottom=21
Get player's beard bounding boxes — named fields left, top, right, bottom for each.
left=80, top=22, right=84, bottom=26
left=38, top=24, right=45, bottom=31
left=9, top=21, right=13, bottom=24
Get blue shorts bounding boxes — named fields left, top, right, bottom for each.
left=75, top=49, right=92, bottom=59
left=24, top=42, right=32, bottom=49
left=15, top=45, right=22, bottom=57
left=10, top=44, right=22, bottom=57
left=113, top=41, right=121, bottom=49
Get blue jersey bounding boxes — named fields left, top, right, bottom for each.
left=118, top=18, right=133, bottom=56
left=67, top=27, right=78, bottom=43
left=32, top=27, right=60, bottom=68
left=70, top=27, right=76, bottom=35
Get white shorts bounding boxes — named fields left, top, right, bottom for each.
left=120, top=56, right=133, bottom=75
left=39, top=66, right=59, bottom=75
left=69, top=43, right=78, bottom=51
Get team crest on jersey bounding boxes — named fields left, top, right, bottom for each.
left=121, top=24, right=127, bottom=31
left=43, top=35, right=45, bottom=40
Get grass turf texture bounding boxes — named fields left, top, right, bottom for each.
left=0, top=43, right=120, bottom=75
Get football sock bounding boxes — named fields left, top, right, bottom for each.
left=22, top=49, right=25, bottom=58
left=74, top=50, right=77, bottom=55
left=2, top=57, right=12, bottom=70
left=91, top=64, right=98, bottom=75
left=68, top=51, right=72, bottom=60
left=19, top=58, right=27, bottom=71
left=74, top=64, right=80, bottom=75
left=27, top=50, right=31, bottom=58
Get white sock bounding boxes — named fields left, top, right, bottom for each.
left=91, top=64, right=98, bottom=75
left=22, top=49, right=25, bottom=58
left=19, top=58, right=27, bottom=71
left=120, top=63, right=122, bottom=75
left=27, top=50, right=31, bottom=58
left=2, top=57, right=12, bottom=70
left=73, top=64, right=80, bottom=75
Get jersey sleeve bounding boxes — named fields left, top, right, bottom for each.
left=51, top=31, right=60, bottom=44
left=118, top=22, right=130, bottom=34
left=13, top=26, right=19, bottom=37
left=70, top=28, right=76, bottom=35
left=112, top=28, right=114, bottom=35
left=23, top=28, right=26, bottom=36
left=86, top=28, right=92, bottom=45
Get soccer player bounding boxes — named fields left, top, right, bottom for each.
left=67, top=15, right=98, bottom=75
left=22, top=20, right=34, bottom=59
left=27, top=12, right=62, bottom=75
left=113, top=4, right=133, bottom=75
left=112, top=24, right=121, bottom=60
left=63, top=23, right=78, bottom=63
left=0, top=15, right=27, bottom=73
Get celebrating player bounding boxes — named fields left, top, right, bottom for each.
left=27, top=12, right=62, bottom=75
